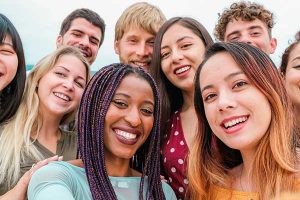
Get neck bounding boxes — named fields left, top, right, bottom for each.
left=105, top=155, right=133, bottom=177
left=238, top=148, right=256, bottom=191
left=181, top=90, right=194, bottom=111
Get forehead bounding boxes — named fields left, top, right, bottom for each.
left=162, top=23, right=199, bottom=43
left=200, top=52, right=241, bottom=80
left=225, top=18, right=269, bottom=36
left=121, top=26, right=155, bottom=39
left=68, top=18, right=102, bottom=36
left=1, top=33, right=13, bottom=44
left=54, top=54, right=86, bottom=75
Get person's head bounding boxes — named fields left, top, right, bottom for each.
left=280, top=32, right=300, bottom=117
left=188, top=42, right=296, bottom=199
left=0, top=14, right=26, bottom=124
left=214, top=1, right=277, bottom=55
left=78, top=64, right=165, bottom=199
left=114, top=2, right=166, bottom=70
left=0, top=46, right=90, bottom=188
left=57, top=8, right=105, bottom=64
left=150, top=17, right=213, bottom=135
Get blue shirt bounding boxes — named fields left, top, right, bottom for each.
left=28, top=161, right=177, bottom=200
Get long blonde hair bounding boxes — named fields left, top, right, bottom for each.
left=189, top=42, right=298, bottom=200
left=0, top=46, right=90, bottom=188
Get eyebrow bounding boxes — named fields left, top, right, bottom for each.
left=114, top=93, right=155, bottom=106
left=291, top=56, right=300, bottom=62
left=161, top=36, right=194, bottom=50
left=226, top=25, right=263, bottom=39
left=201, top=71, right=244, bottom=93
left=0, top=42, right=13, bottom=47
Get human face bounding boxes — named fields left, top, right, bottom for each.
left=56, top=18, right=102, bottom=64
left=199, top=52, right=271, bottom=151
left=224, top=18, right=277, bottom=55
left=38, top=54, right=87, bottom=120
left=161, top=23, right=205, bottom=92
left=284, top=43, right=300, bottom=110
left=114, top=26, right=155, bottom=70
left=0, top=34, right=18, bottom=91
left=104, top=75, right=154, bottom=161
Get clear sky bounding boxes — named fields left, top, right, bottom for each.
left=1, top=0, right=299, bottom=70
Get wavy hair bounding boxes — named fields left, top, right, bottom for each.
left=188, top=42, right=297, bottom=200
left=0, top=46, right=90, bottom=189
left=78, top=63, right=165, bottom=199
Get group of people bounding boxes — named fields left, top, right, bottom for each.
left=0, top=1, right=300, bottom=200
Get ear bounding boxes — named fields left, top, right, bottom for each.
left=56, top=35, right=63, bottom=47
left=269, top=38, right=277, bottom=54
left=114, top=40, right=120, bottom=55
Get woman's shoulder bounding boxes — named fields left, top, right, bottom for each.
left=161, top=181, right=177, bottom=200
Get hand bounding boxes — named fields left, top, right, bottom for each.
left=0, top=155, right=62, bottom=200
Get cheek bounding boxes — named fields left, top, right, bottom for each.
left=143, top=117, right=154, bottom=138
left=7, top=55, right=18, bottom=80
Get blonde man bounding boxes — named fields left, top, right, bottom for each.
left=214, top=1, right=277, bottom=55
left=114, top=2, right=166, bottom=70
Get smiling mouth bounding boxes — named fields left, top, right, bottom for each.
left=131, top=61, right=150, bottom=68
left=174, top=66, right=191, bottom=75
left=53, top=92, right=71, bottom=101
left=114, top=129, right=140, bottom=145
left=222, top=116, right=249, bottom=129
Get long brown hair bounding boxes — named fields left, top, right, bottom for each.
left=189, top=42, right=297, bottom=200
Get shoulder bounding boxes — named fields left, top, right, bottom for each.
left=161, top=181, right=177, bottom=200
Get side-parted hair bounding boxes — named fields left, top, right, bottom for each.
left=59, top=8, right=106, bottom=46
left=214, top=1, right=274, bottom=41
left=0, top=46, right=90, bottom=189
left=188, top=42, right=297, bottom=200
left=280, top=31, right=300, bottom=75
left=150, top=17, right=213, bottom=138
left=78, top=63, right=165, bottom=199
left=0, top=14, right=26, bottom=124
left=114, top=2, right=166, bottom=41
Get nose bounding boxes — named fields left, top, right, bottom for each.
left=62, top=78, right=74, bottom=91
left=239, top=35, right=253, bottom=45
left=124, top=107, right=142, bottom=127
left=136, top=42, right=150, bottom=57
left=171, top=49, right=184, bottom=63
left=217, top=90, right=236, bottom=112
left=79, top=35, right=90, bottom=47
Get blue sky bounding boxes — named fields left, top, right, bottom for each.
left=1, top=0, right=299, bottom=70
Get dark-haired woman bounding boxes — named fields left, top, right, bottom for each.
left=150, top=17, right=213, bottom=199
left=28, top=64, right=177, bottom=200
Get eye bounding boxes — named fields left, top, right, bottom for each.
left=75, top=81, right=84, bottom=88
left=147, top=40, right=154, bottom=47
left=72, top=32, right=81, bottom=37
left=55, top=71, right=66, bottom=77
left=0, top=48, right=15, bottom=55
left=233, top=80, right=247, bottom=89
left=203, top=93, right=217, bottom=102
left=141, top=107, right=154, bottom=116
left=181, top=43, right=192, bottom=49
left=251, top=32, right=261, bottom=37
left=293, top=65, right=300, bottom=69
left=112, top=100, right=128, bottom=108
left=90, top=38, right=99, bottom=46
left=161, top=51, right=170, bottom=59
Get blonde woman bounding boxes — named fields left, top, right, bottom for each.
left=189, top=42, right=300, bottom=200
left=0, top=46, right=90, bottom=196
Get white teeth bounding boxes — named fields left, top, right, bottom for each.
left=115, top=129, right=137, bottom=140
left=175, top=66, right=191, bottom=74
left=224, top=117, right=247, bottom=128
left=133, top=62, right=147, bottom=67
left=54, top=92, right=70, bottom=101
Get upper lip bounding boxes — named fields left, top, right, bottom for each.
left=77, top=46, right=91, bottom=58
left=220, top=115, right=249, bottom=127
left=113, top=126, right=142, bottom=136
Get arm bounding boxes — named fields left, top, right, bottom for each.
left=0, top=155, right=62, bottom=200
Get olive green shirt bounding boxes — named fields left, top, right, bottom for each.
left=0, top=129, right=78, bottom=195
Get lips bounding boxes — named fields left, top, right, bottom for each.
left=220, top=115, right=249, bottom=134
left=113, top=128, right=141, bottom=145
left=53, top=92, right=71, bottom=101
left=174, top=65, right=191, bottom=76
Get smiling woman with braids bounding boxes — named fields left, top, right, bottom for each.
left=28, top=64, right=177, bottom=200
